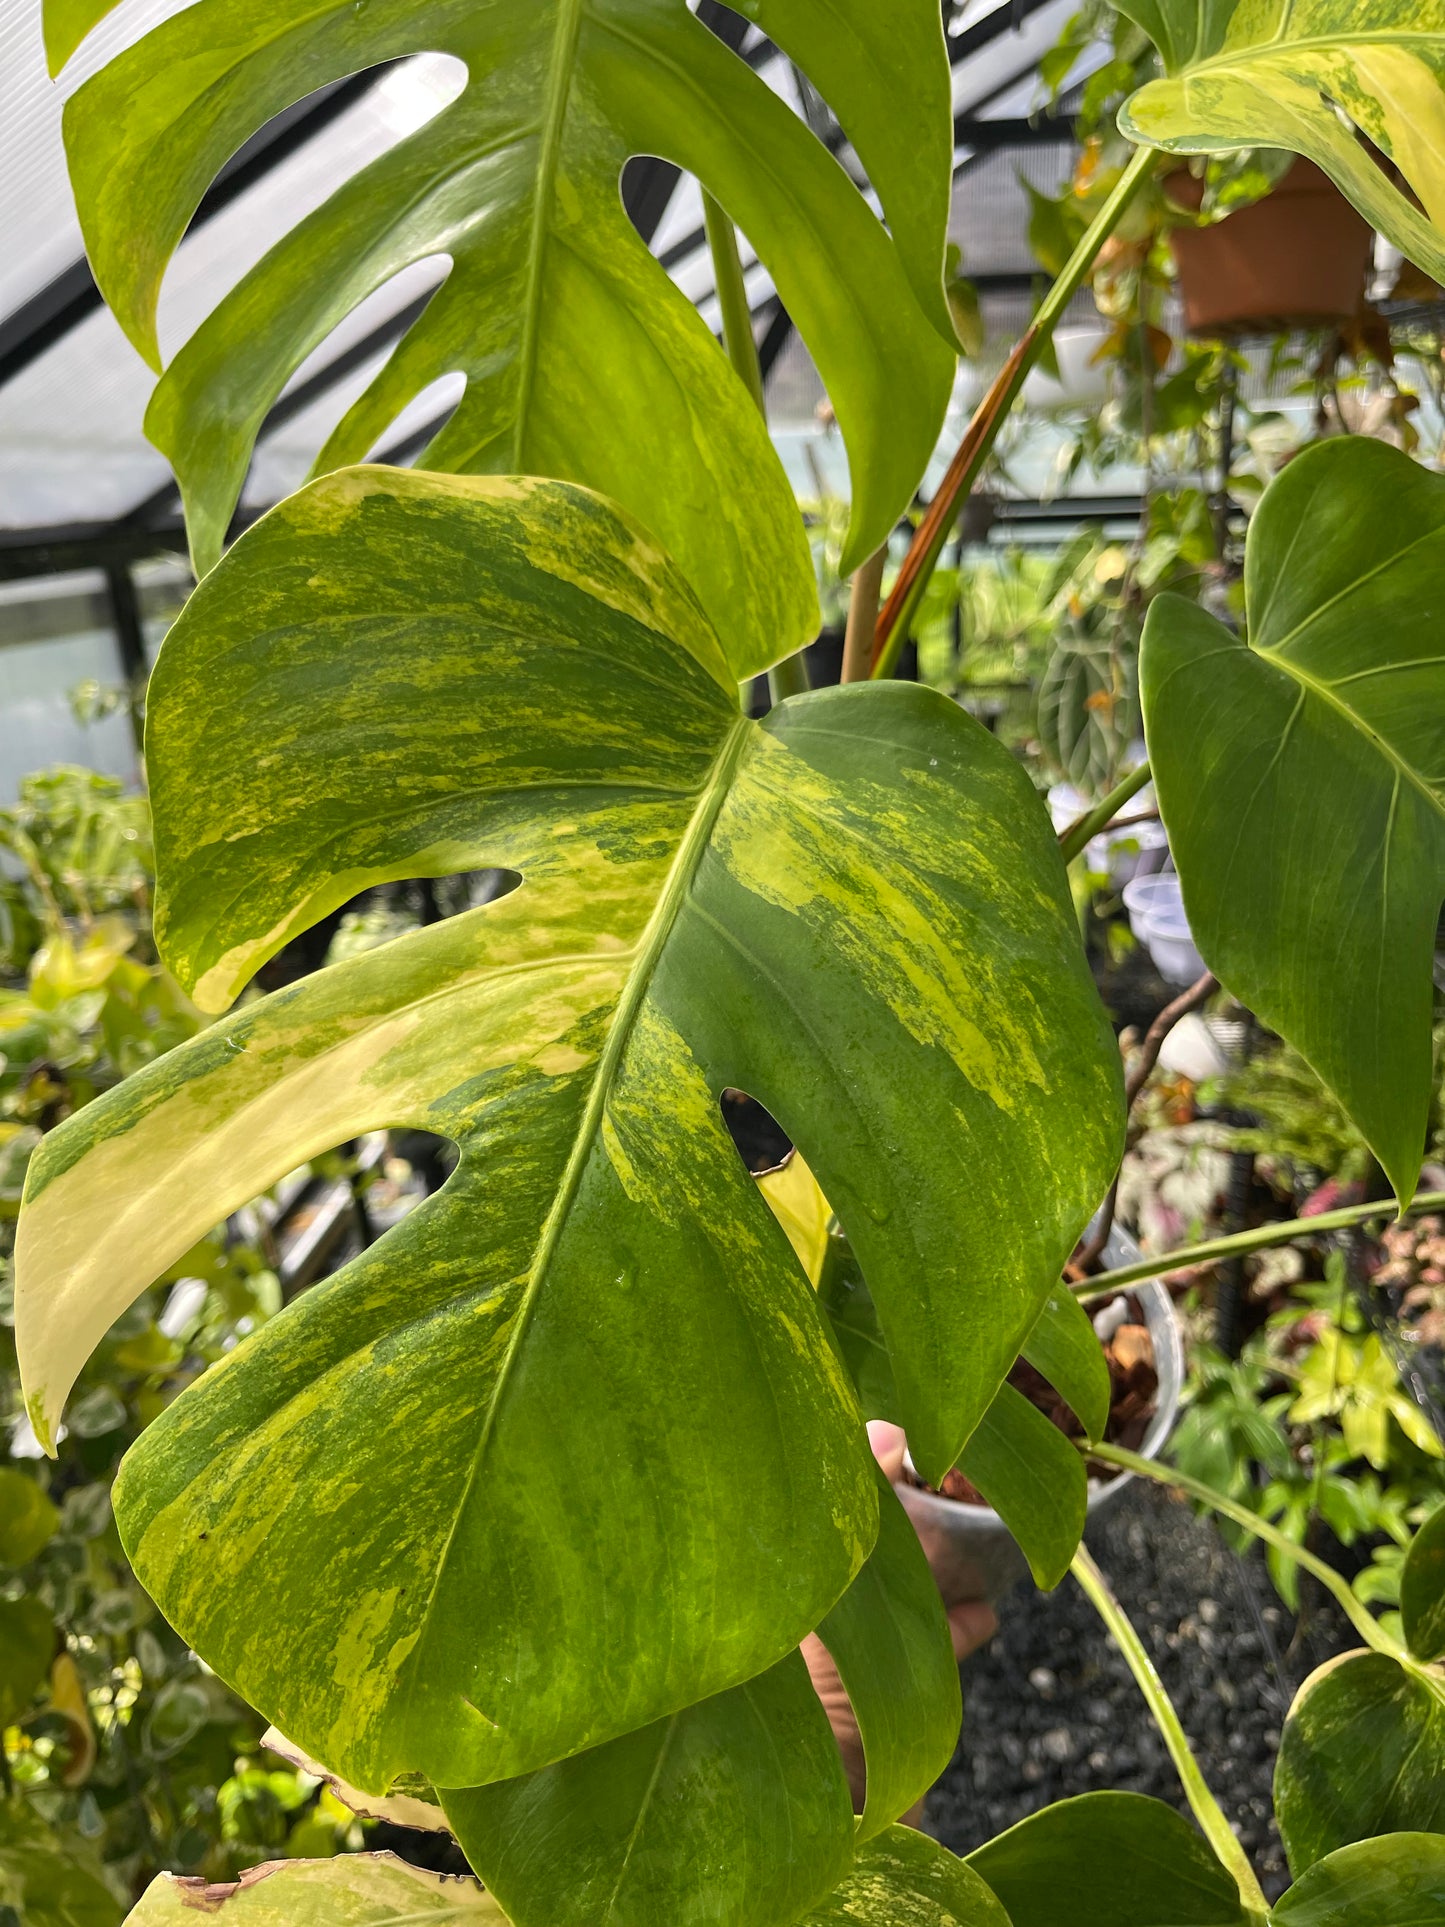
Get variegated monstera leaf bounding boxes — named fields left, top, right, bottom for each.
left=45, top=0, right=960, bottom=678
left=1116, top=3, right=1445, bottom=286
left=16, top=472, right=1121, bottom=1805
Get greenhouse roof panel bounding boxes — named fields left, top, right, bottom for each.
left=0, top=0, right=1088, bottom=555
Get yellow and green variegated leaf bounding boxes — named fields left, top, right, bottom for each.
left=280, top=1485, right=953, bottom=1927
left=1116, top=3, right=1445, bottom=286
left=1141, top=436, right=1445, bottom=1206
left=1274, top=1652, right=1445, bottom=1877
left=15, top=470, right=1121, bottom=1805
left=1271, top=1833, right=1445, bottom=1927
left=45, top=0, right=959, bottom=676
left=124, top=1856, right=507, bottom=1925
left=801, top=1827, right=1012, bottom=1927
left=442, top=1650, right=854, bottom=1927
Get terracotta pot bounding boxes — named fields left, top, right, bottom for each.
left=1168, top=159, right=1374, bottom=336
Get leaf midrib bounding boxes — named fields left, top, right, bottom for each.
left=1202, top=26, right=1442, bottom=72
left=512, top=0, right=588, bottom=468
left=406, top=712, right=754, bottom=1723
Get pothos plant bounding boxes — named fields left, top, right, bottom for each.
left=13, top=1, right=1445, bottom=1923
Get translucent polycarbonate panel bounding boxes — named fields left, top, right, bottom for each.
left=0, top=573, right=136, bottom=798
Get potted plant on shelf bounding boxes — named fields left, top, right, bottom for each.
left=12, top=0, right=1445, bottom=1923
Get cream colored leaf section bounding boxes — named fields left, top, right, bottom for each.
left=125, top=1853, right=507, bottom=1922
left=757, top=1152, right=833, bottom=1287
left=263, top=1728, right=452, bottom=1833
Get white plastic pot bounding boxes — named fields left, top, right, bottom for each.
left=1122, top=872, right=1206, bottom=986
left=894, top=1225, right=1184, bottom=1605
left=1087, top=818, right=1170, bottom=891
left=1021, top=325, right=1114, bottom=411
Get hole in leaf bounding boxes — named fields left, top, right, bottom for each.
left=720, top=1089, right=793, bottom=1175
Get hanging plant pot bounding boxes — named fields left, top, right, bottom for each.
left=895, top=1225, right=1184, bottom=1604
left=1168, top=159, right=1374, bottom=336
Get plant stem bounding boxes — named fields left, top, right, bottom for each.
left=703, top=190, right=809, bottom=705
left=703, top=190, right=766, bottom=418
left=1070, top=1191, right=1445, bottom=1300
left=1072, top=1545, right=1270, bottom=1916
left=871, top=145, right=1157, bottom=678
left=1076, top=968, right=1219, bottom=1270
left=768, top=650, right=812, bottom=701
left=1058, top=760, right=1154, bottom=862
left=842, top=547, right=888, bottom=683
left=1084, top=1443, right=1414, bottom=1667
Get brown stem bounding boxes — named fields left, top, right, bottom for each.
left=1076, top=970, right=1219, bottom=1271
left=870, top=331, right=1034, bottom=676
left=842, top=548, right=887, bottom=683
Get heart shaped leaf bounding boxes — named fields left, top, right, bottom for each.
left=1140, top=436, right=1445, bottom=1203
left=1116, top=4, right=1445, bottom=286
left=1274, top=1652, right=1445, bottom=1877
left=46, top=0, right=959, bottom=675
left=124, top=1856, right=506, bottom=1925
left=1271, top=1832, right=1445, bottom=1927
left=16, top=471, right=1121, bottom=1799
left=967, top=1791, right=1250, bottom=1927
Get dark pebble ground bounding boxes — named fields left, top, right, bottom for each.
left=923, top=1480, right=1355, bottom=1902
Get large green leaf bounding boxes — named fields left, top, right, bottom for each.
left=442, top=1652, right=853, bottom=1927
left=273, top=1485, right=954, bottom=1927
left=1403, top=1503, right=1445, bottom=1663
left=125, top=1855, right=506, bottom=1924
left=0, top=1597, right=54, bottom=1726
left=813, top=1468, right=963, bottom=1840
left=16, top=472, right=1121, bottom=1800
left=967, top=1792, right=1250, bottom=1927
left=1271, top=1833, right=1445, bottom=1927
left=0, top=1800, right=122, bottom=1927
left=1116, top=4, right=1445, bottom=287
left=802, top=1827, right=1012, bottom=1927
left=1274, top=1652, right=1445, bottom=1877
left=1140, top=436, right=1445, bottom=1203
left=45, top=0, right=958, bottom=675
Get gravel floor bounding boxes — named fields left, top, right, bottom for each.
left=923, top=1480, right=1355, bottom=1901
